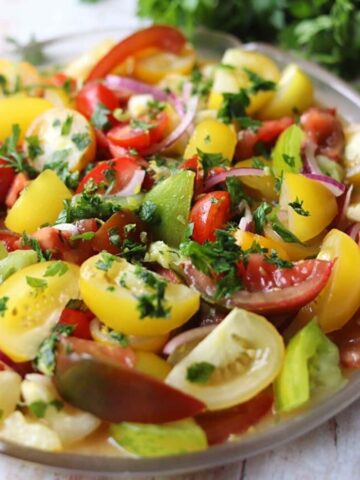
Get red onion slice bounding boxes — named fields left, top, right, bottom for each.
left=142, top=95, right=199, bottom=156
left=204, top=168, right=266, bottom=191
left=53, top=223, right=80, bottom=235
left=163, top=325, right=216, bottom=356
left=302, top=173, right=346, bottom=197
left=105, top=75, right=169, bottom=102
left=347, top=223, right=360, bottom=244
left=302, top=142, right=322, bottom=175
left=114, top=170, right=145, bottom=197
left=336, top=184, right=353, bottom=230
left=238, top=200, right=253, bottom=232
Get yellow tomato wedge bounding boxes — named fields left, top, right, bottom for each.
left=208, top=49, right=280, bottom=114
left=343, top=124, right=360, bottom=185
left=279, top=173, right=338, bottom=242
left=25, top=107, right=96, bottom=172
left=234, top=230, right=290, bottom=260
left=166, top=308, right=284, bottom=411
left=184, top=118, right=237, bottom=161
left=0, top=59, right=41, bottom=97
left=133, top=45, right=196, bottom=84
left=135, top=351, right=171, bottom=380
left=258, top=64, right=314, bottom=120
left=0, top=261, right=80, bottom=362
left=80, top=254, right=200, bottom=336
left=0, top=96, right=53, bottom=142
left=295, top=229, right=360, bottom=334
left=5, top=170, right=72, bottom=234
left=235, top=158, right=278, bottom=201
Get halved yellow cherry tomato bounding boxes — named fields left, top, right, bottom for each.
left=235, top=158, right=278, bottom=201
left=234, top=230, right=290, bottom=260
left=89, top=318, right=169, bottom=353
left=208, top=49, right=280, bottom=114
left=184, top=118, right=237, bottom=161
left=80, top=254, right=200, bottom=336
left=343, top=124, right=360, bottom=185
left=279, top=173, right=338, bottom=242
left=166, top=308, right=284, bottom=411
left=0, top=59, right=41, bottom=97
left=295, top=229, right=360, bottom=334
left=263, top=225, right=322, bottom=261
left=25, top=107, right=96, bottom=172
left=0, top=96, right=53, bottom=142
left=5, top=170, right=72, bottom=234
left=43, top=87, right=74, bottom=109
left=258, top=64, right=314, bottom=120
left=0, top=261, right=80, bottom=362
left=133, top=45, right=196, bottom=84
left=135, top=351, right=171, bottom=380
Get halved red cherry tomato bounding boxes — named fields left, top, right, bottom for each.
left=196, top=389, right=273, bottom=445
left=143, top=111, right=169, bottom=143
left=77, top=157, right=141, bottom=194
left=59, top=308, right=93, bottom=340
left=54, top=336, right=205, bottom=423
left=0, top=159, right=16, bottom=204
left=76, top=82, right=119, bottom=121
left=300, top=107, right=344, bottom=160
left=92, top=210, right=147, bottom=255
left=183, top=258, right=333, bottom=315
left=87, top=25, right=186, bottom=82
left=236, top=117, right=294, bottom=160
left=331, top=315, right=360, bottom=369
left=107, top=124, right=151, bottom=151
left=190, top=191, right=231, bottom=244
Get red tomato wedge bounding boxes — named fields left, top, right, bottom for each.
left=54, top=337, right=205, bottom=423
left=59, top=308, right=92, bottom=340
left=77, top=157, right=141, bottom=194
left=183, top=258, right=334, bottom=315
left=87, top=25, right=186, bottom=82
left=190, top=191, right=231, bottom=244
left=0, top=159, right=16, bottom=205
left=76, top=82, right=119, bottom=121
left=196, top=390, right=273, bottom=445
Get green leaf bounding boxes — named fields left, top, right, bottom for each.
left=186, top=362, right=215, bottom=383
left=26, top=276, right=47, bottom=289
left=91, top=103, right=111, bottom=131
left=0, top=296, right=9, bottom=317
left=253, top=202, right=272, bottom=234
left=271, top=221, right=304, bottom=245
left=44, top=261, right=69, bottom=277
left=29, top=401, right=48, bottom=418
left=71, top=132, right=92, bottom=151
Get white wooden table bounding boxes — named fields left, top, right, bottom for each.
left=0, top=0, right=358, bottom=478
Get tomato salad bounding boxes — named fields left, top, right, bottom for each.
left=0, top=25, right=359, bottom=457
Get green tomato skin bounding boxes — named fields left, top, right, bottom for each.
left=0, top=250, right=38, bottom=284
left=272, top=124, right=304, bottom=177
left=144, top=170, right=195, bottom=248
left=110, top=419, right=207, bottom=457
left=274, top=319, right=344, bottom=412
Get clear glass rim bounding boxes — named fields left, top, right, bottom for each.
left=1, top=27, right=360, bottom=476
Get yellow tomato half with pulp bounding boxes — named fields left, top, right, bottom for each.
left=80, top=254, right=200, bottom=336
left=235, top=158, right=278, bottom=201
left=234, top=230, right=290, bottom=260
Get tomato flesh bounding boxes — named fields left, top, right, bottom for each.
left=59, top=308, right=92, bottom=340
left=190, top=191, right=231, bottom=244
left=0, top=159, right=16, bottom=204
left=76, top=82, right=119, bottom=121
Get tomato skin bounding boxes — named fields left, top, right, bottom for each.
left=331, top=315, right=360, bottom=368
left=107, top=124, right=151, bottom=151
left=77, top=156, right=141, bottom=194
left=236, top=117, right=293, bottom=160
left=190, top=191, right=231, bottom=244
left=87, top=25, right=186, bottom=82
left=76, top=82, right=118, bottom=121
left=5, top=172, right=29, bottom=208
left=50, top=72, right=77, bottom=92
left=0, top=159, right=16, bottom=204
left=145, top=111, right=169, bottom=144
left=92, top=210, right=147, bottom=255
left=59, top=308, right=92, bottom=340
left=196, top=390, right=273, bottom=445
left=0, top=230, right=20, bottom=252
left=300, top=107, right=345, bottom=160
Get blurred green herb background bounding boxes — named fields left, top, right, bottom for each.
left=137, top=0, right=360, bottom=81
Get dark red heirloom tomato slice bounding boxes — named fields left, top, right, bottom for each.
left=300, top=107, right=345, bottom=160
left=236, top=117, right=293, bottom=160
left=87, top=25, right=186, bottom=82
left=183, top=258, right=333, bottom=315
left=190, top=191, right=231, bottom=244
left=92, top=210, right=147, bottom=255
left=196, top=390, right=273, bottom=445
left=0, top=159, right=16, bottom=204
left=330, top=315, right=360, bottom=369
left=76, top=82, right=119, bottom=121
left=59, top=308, right=92, bottom=340
left=77, top=157, right=141, bottom=194
left=54, top=337, right=205, bottom=423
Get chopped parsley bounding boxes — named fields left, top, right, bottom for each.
left=20, top=233, right=52, bottom=262
left=197, top=149, right=226, bottom=176
left=108, top=227, right=121, bottom=247
left=26, top=276, right=47, bottom=289
left=29, top=401, right=48, bottom=418
left=283, top=153, right=295, bottom=168
left=130, top=119, right=154, bottom=132
left=237, top=117, right=262, bottom=131
left=61, top=115, right=74, bottom=136
left=70, top=231, right=96, bottom=241
left=264, top=251, right=294, bottom=269
left=25, top=135, right=43, bottom=160
left=275, top=170, right=284, bottom=193
left=95, top=252, right=117, bottom=272
left=226, top=176, right=251, bottom=208
left=271, top=221, right=304, bottom=245
left=243, top=68, right=277, bottom=94
left=288, top=197, right=310, bottom=217
left=139, top=200, right=160, bottom=225
left=108, top=329, right=129, bottom=347
left=34, top=324, right=74, bottom=376
left=190, top=68, right=213, bottom=96
left=253, top=202, right=272, bottom=234
left=44, top=261, right=69, bottom=277
left=0, top=125, right=37, bottom=177
left=135, top=266, right=170, bottom=319
left=186, top=362, right=215, bottom=384
left=121, top=239, right=147, bottom=263
left=71, top=132, right=92, bottom=150
left=252, top=157, right=266, bottom=169
left=0, top=296, right=9, bottom=317
left=91, top=103, right=111, bottom=131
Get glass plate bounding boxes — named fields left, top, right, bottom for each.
left=1, top=27, right=360, bottom=477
